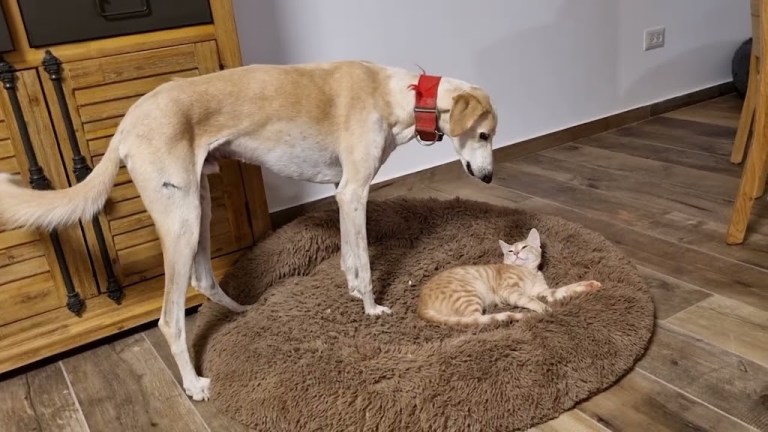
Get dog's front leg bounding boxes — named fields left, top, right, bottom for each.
left=336, top=180, right=391, bottom=315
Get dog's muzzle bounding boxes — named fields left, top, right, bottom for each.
left=465, top=161, right=493, bottom=184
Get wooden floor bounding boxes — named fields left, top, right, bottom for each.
left=1, top=93, right=767, bottom=431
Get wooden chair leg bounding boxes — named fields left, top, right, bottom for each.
left=727, top=108, right=768, bottom=244
left=732, top=56, right=759, bottom=164
left=754, top=150, right=768, bottom=198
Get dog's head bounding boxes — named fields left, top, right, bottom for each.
left=447, top=88, right=497, bottom=184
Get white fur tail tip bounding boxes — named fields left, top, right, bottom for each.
left=0, top=139, right=121, bottom=232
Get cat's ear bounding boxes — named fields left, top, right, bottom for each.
left=498, top=239, right=512, bottom=251
left=526, top=229, right=541, bottom=248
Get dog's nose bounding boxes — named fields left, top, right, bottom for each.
left=480, top=172, right=493, bottom=184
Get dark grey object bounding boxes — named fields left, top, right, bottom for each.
left=0, top=4, right=13, bottom=52
left=732, top=38, right=753, bottom=99
left=18, top=0, right=212, bottom=47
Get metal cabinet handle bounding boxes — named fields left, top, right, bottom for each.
left=95, top=0, right=150, bottom=20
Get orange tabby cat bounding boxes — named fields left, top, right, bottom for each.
left=417, top=228, right=601, bottom=326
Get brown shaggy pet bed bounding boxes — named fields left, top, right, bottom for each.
left=193, top=197, right=655, bottom=431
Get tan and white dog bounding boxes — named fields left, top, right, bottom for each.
left=0, top=61, right=497, bottom=400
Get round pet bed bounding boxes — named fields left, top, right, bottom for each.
left=193, top=197, right=655, bottom=432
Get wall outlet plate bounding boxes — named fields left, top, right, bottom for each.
left=644, top=27, right=665, bottom=51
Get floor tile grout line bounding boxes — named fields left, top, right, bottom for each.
left=141, top=332, right=212, bottom=432
left=635, top=264, right=768, bottom=316
left=660, top=320, right=768, bottom=370
left=635, top=265, right=721, bottom=302
left=634, top=368, right=761, bottom=432
left=635, top=265, right=712, bottom=297
left=571, top=408, right=614, bottom=432
left=501, top=160, right=741, bottom=218
left=661, top=298, right=709, bottom=323
left=486, top=181, right=768, bottom=275
left=524, top=141, right=742, bottom=189
left=58, top=361, right=91, bottom=432
left=596, top=130, right=736, bottom=159
left=565, top=136, right=736, bottom=171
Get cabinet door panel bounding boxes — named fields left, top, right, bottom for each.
left=0, top=70, right=98, bottom=325
left=41, top=41, right=254, bottom=290
left=0, top=116, right=19, bottom=174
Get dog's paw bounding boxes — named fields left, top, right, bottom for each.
left=365, top=304, right=392, bottom=316
left=184, top=376, right=211, bottom=402
left=228, top=303, right=249, bottom=313
left=582, top=281, right=602, bottom=292
left=349, top=290, right=363, bottom=300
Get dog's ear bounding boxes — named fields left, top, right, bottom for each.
left=449, top=92, right=486, bottom=136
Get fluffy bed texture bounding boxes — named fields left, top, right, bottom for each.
left=193, top=197, right=655, bottom=432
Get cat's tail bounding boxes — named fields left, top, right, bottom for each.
left=420, top=310, right=526, bottom=326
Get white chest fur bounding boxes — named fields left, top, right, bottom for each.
left=213, top=124, right=344, bottom=184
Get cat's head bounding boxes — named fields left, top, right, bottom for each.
left=499, top=228, right=542, bottom=269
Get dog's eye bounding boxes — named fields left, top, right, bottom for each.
left=479, top=132, right=489, bottom=141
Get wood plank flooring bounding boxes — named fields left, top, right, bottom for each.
left=1, top=93, right=766, bottom=431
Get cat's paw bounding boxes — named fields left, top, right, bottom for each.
left=582, top=281, right=602, bottom=292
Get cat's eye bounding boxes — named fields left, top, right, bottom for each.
left=479, top=132, right=489, bottom=141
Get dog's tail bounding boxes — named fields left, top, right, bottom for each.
left=419, top=309, right=526, bottom=326
left=0, top=136, right=121, bottom=231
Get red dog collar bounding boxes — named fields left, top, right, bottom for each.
left=409, top=74, right=444, bottom=144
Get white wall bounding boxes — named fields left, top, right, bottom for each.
left=232, top=0, right=751, bottom=212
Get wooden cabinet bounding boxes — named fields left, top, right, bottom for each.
left=0, top=0, right=271, bottom=372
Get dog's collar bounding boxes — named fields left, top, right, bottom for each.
left=409, top=73, right=444, bottom=145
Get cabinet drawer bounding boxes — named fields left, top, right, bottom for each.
left=0, top=239, right=61, bottom=327
left=19, top=0, right=212, bottom=47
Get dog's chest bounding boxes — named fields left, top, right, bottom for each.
left=218, top=133, right=343, bottom=184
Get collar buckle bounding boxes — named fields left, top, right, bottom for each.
left=411, top=73, right=444, bottom=146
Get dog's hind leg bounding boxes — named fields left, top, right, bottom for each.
left=191, top=174, right=247, bottom=312
left=132, top=158, right=210, bottom=401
